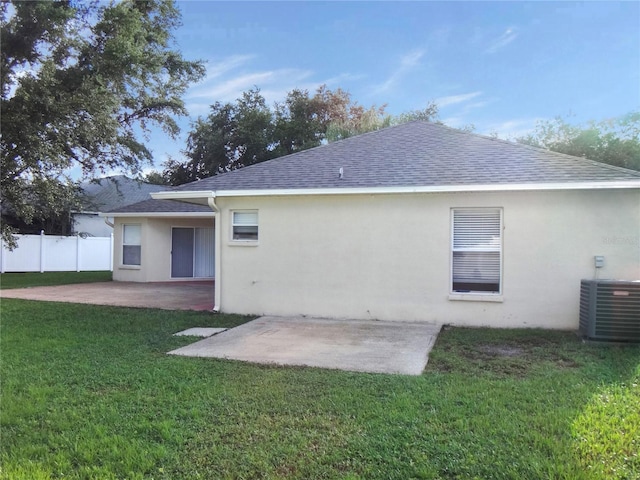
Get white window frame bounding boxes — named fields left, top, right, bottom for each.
left=122, top=223, right=142, bottom=267
left=230, top=210, right=259, bottom=243
left=450, top=208, right=503, bottom=297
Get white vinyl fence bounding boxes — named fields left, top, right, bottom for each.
left=0, top=232, right=113, bottom=273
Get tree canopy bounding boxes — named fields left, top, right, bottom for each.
left=1, top=0, right=204, bottom=244
left=161, top=86, right=439, bottom=185
left=516, top=112, right=640, bottom=171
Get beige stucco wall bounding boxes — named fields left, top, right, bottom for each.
left=112, top=216, right=215, bottom=282
left=215, top=189, right=639, bottom=329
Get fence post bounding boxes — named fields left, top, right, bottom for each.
left=40, top=230, right=45, bottom=273
left=76, top=233, right=81, bottom=272
left=0, top=237, right=4, bottom=274
left=109, top=233, right=114, bottom=272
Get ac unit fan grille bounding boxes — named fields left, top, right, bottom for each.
left=579, top=280, right=640, bottom=342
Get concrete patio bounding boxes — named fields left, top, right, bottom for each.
left=169, top=316, right=442, bottom=375
left=0, top=281, right=214, bottom=311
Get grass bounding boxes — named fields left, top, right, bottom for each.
left=1, top=300, right=638, bottom=479
left=0, top=271, right=112, bottom=289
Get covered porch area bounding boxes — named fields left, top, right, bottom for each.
left=108, top=204, right=216, bottom=284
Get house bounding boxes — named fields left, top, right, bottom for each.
left=74, top=176, right=171, bottom=237
left=106, top=121, right=640, bottom=329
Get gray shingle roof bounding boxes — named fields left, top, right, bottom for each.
left=107, top=198, right=212, bottom=214
left=79, top=176, right=170, bottom=212
left=173, top=121, right=640, bottom=192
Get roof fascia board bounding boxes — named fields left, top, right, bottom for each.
left=151, top=191, right=215, bottom=203
left=216, top=182, right=640, bottom=197
left=149, top=181, right=640, bottom=203
left=99, top=211, right=215, bottom=218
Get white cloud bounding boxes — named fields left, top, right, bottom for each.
left=185, top=53, right=365, bottom=119
left=433, top=92, right=490, bottom=128
left=186, top=54, right=365, bottom=117
left=322, top=72, right=366, bottom=87
left=185, top=101, right=214, bottom=117
left=434, top=91, right=483, bottom=108
left=440, top=116, right=465, bottom=128
left=485, top=27, right=518, bottom=54
left=186, top=67, right=315, bottom=114
left=480, top=117, right=544, bottom=139
left=190, top=71, right=282, bottom=100
left=203, top=54, right=255, bottom=81
left=439, top=116, right=542, bottom=139
left=373, top=49, right=425, bottom=94
left=400, top=49, right=424, bottom=68
left=256, top=79, right=323, bottom=104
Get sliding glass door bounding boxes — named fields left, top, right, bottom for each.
left=171, top=227, right=214, bottom=278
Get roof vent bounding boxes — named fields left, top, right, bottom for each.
left=338, top=167, right=344, bottom=179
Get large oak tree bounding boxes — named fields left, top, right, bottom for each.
left=1, top=0, right=204, bottom=243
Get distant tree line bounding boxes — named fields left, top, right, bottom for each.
left=154, top=86, right=439, bottom=186
left=516, top=111, right=640, bottom=172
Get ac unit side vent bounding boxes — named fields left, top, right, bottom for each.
left=579, top=279, right=640, bottom=342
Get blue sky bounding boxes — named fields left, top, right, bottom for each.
left=143, top=1, right=640, bottom=173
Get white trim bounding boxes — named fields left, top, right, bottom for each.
left=448, top=294, right=504, bottom=303
left=100, top=211, right=215, bottom=218
left=118, top=265, right=141, bottom=270
left=150, top=181, right=640, bottom=202
left=122, top=223, right=142, bottom=267
left=228, top=241, right=259, bottom=247
left=450, top=207, right=503, bottom=296
left=152, top=190, right=215, bottom=201
left=208, top=198, right=221, bottom=313
left=230, top=209, right=259, bottom=243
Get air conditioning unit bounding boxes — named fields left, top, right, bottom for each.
left=579, top=279, right=640, bottom=342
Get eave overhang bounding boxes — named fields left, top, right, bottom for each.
left=150, top=181, right=640, bottom=203
left=151, top=190, right=216, bottom=205
left=99, top=211, right=215, bottom=218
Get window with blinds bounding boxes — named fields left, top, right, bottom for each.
left=451, top=208, right=502, bottom=294
left=232, top=210, right=258, bottom=241
left=122, top=224, right=141, bottom=266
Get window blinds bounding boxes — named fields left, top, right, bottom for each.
left=452, top=209, right=501, bottom=292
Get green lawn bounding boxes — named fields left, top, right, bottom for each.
left=1, top=299, right=638, bottom=480
left=0, top=271, right=112, bottom=289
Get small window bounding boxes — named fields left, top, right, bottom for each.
left=451, top=209, right=502, bottom=294
left=123, top=224, right=141, bottom=266
left=232, top=211, right=258, bottom=241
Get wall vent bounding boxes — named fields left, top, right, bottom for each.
left=579, top=279, right=640, bottom=342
